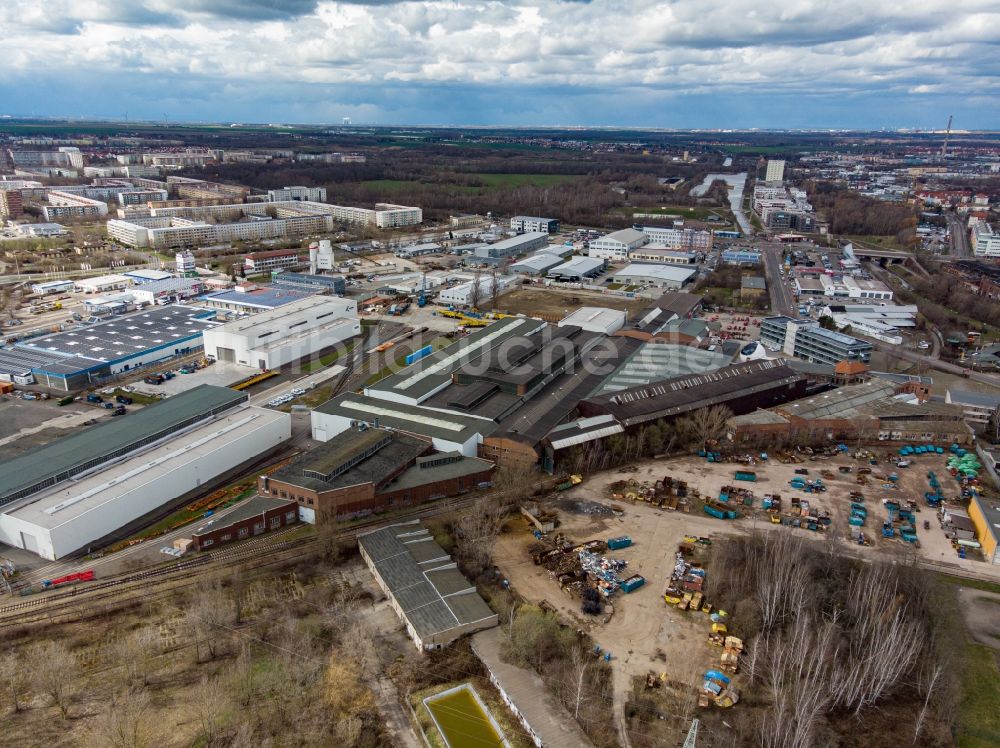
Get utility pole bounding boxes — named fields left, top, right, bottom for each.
left=682, top=719, right=699, bottom=748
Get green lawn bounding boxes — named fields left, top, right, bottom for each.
left=301, top=341, right=354, bottom=374
left=957, top=641, right=1000, bottom=748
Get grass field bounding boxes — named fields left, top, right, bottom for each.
left=470, top=172, right=583, bottom=189
left=957, top=640, right=1000, bottom=747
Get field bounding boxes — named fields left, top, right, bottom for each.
left=361, top=173, right=582, bottom=195
left=497, top=287, right=650, bottom=319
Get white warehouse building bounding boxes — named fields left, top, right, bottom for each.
left=202, top=297, right=359, bottom=369
left=0, top=386, right=291, bottom=560
left=611, top=263, right=697, bottom=289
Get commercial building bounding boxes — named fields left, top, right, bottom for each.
left=721, top=249, right=762, bottom=265
left=267, top=186, right=327, bottom=202
left=547, top=256, right=605, bottom=281
left=0, top=305, right=218, bottom=389
left=175, top=251, right=196, bottom=274
left=510, top=216, right=559, bottom=234
left=945, top=389, right=1000, bottom=430
left=610, top=264, right=696, bottom=289
left=30, top=280, right=75, bottom=296
left=74, top=274, right=133, bottom=294
left=741, top=276, right=767, bottom=299
left=198, top=285, right=315, bottom=314
left=244, top=249, right=302, bottom=274
left=43, top=190, right=108, bottom=221
left=124, top=269, right=173, bottom=283
left=639, top=226, right=712, bottom=251
left=509, top=252, right=563, bottom=276
left=190, top=495, right=299, bottom=552
left=260, top=427, right=493, bottom=523
left=761, top=316, right=873, bottom=366
left=0, top=386, right=291, bottom=560
left=472, top=232, right=550, bottom=263
left=627, top=247, right=698, bottom=265
left=765, top=159, right=786, bottom=183
left=202, top=297, right=359, bottom=369
left=821, top=304, right=915, bottom=344
left=397, top=243, right=443, bottom=258
left=968, top=495, right=1000, bottom=565
left=271, top=271, right=346, bottom=295
left=14, top=223, right=67, bottom=238
left=587, top=228, right=649, bottom=260
left=129, top=278, right=205, bottom=305
left=358, top=521, right=498, bottom=649
left=970, top=220, right=1000, bottom=258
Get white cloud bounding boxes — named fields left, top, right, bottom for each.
left=0, top=0, right=996, bottom=124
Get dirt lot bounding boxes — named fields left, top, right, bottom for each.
left=957, top=588, right=1000, bottom=652
left=496, top=287, right=650, bottom=319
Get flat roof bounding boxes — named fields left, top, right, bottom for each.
left=358, top=521, right=496, bottom=639
left=776, top=380, right=896, bottom=419
left=947, top=389, right=1000, bottom=409
left=612, top=264, right=697, bottom=282
left=742, top=276, right=767, bottom=289
left=16, top=305, right=218, bottom=372
left=5, top=406, right=286, bottom=531
left=207, top=297, right=356, bottom=339
left=199, top=287, right=315, bottom=309
left=0, top=385, right=248, bottom=505
left=559, top=307, right=625, bottom=330
left=510, top=254, right=563, bottom=272
left=598, top=228, right=646, bottom=244
left=548, top=256, right=603, bottom=276
left=386, top=454, right=494, bottom=492
left=971, top=494, right=1000, bottom=545
left=316, top=394, right=496, bottom=444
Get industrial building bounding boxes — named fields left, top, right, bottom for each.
left=587, top=228, right=648, bottom=260
left=198, top=286, right=316, bottom=314
left=260, top=427, right=494, bottom=523
left=509, top=252, right=563, bottom=276
left=472, top=232, right=550, bottom=264
left=968, top=495, right=1000, bottom=565
left=190, top=495, right=299, bottom=552
left=123, top=269, right=174, bottom=284
left=0, top=386, right=291, bottom=560
left=593, top=343, right=734, bottom=395
left=510, top=216, right=559, bottom=234
left=721, top=249, right=762, bottom=265
left=0, top=305, right=219, bottom=389
left=31, top=280, right=75, bottom=296
left=202, top=297, right=359, bottom=369
left=129, top=278, right=205, bottom=305
left=558, top=307, right=626, bottom=335
left=358, top=521, right=498, bottom=649
left=437, top=275, right=517, bottom=306
left=628, top=248, right=699, bottom=265
left=75, top=274, right=133, bottom=294
left=270, top=271, right=346, bottom=295
left=610, top=264, right=697, bottom=289
left=945, top=389, right=1000, bottom=430
left=761, top=316, right=873, bottom=366
left=547, top=256, right=605, bottom=281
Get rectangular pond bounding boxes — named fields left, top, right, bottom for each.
left=424, top=683, right=510, bottom=748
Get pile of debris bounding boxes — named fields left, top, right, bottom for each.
left=664, top=547, right=710, bottom=608
left=579, top=549, right=629, bottom=596
left=610, top=475, right=694, bottom=511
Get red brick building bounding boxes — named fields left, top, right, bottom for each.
left=190, top=495, right=299, bottom=551
left=259, top=427, right=494, bottom=523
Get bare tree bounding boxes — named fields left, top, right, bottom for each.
left=913, top=662, right=945, bottom=745
left=31, top=640, right=79, bottom=719
left=469, top=266, right=483, bottom=310
left=184, top=579, right=235, bottom=662
left=455, top=495, right=510, bottom=576
left=83, top=688, right=157, bottom=748
left=490, top=267, right=500, bottom=310
left=112, top=627, right=160, bottom=690
left=192, top=675, right=230, bottom=746
left=0, top=649, right=27, bottom=713
left=564, top=646, right=590, bottom=720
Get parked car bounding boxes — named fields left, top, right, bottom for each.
left=290, top=387, right=305, bottom=396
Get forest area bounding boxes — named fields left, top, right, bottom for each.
left=806, top=181, right=919, bottom=245
left=187, top=144, right=728, bottom=228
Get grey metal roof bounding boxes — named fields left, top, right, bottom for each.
left=315, top=394, right=496, bottom=444
left=15, top=305, right=217, bottom=370
left=193, top=495, right=293, bottom=535
left=359, top=521, right=496, bottom=639
left=0, top=384, right=246, bottom=505
left=947, top=389, right=1000, bottom=409
left=385, top=455, right=494, bottom=492
left=595, top=343, right=731, bottom=395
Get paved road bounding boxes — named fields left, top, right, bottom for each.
left=947, top=213, right=970, bottom=258
left=760, top=243, right=796, bottom=317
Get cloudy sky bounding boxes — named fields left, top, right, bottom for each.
left=1, top=0, right=997, bottom=129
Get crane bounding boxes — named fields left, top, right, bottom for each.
left=940, top=115, right=953, bottom=158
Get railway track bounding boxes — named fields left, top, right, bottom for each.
left=0, top=491, right=481, bottom=629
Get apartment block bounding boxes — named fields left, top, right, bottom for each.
left=267, top=186, right=327, bottom=202
left=43, top=190, right=108, bottom=220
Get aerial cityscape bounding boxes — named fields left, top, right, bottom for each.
left=1, top=2, right=999, bottom=748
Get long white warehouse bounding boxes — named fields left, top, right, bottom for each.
left=0, top=386, right=291, bottom=560
left=202, top=296, right=360, bottom=369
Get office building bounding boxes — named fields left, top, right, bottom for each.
left=587, top=228, right=649, bottom=260
left=639, top=226, right=712, bottom=251
left=765, top=159, right=785, bottom=183
left=202, top=297, right=359, bottom=369
left=761, top=316, right=872, bottom=366
left=510, top=216, right=559, bottom=234
left=0, top=386, right=290, bottom=560
left=971, top=220, right=1000, bottom=258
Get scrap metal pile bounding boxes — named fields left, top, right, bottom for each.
left=609, top=474, right=694, bottom=511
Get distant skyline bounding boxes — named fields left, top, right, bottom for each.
left=1, top=0, right=998, bottom=130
